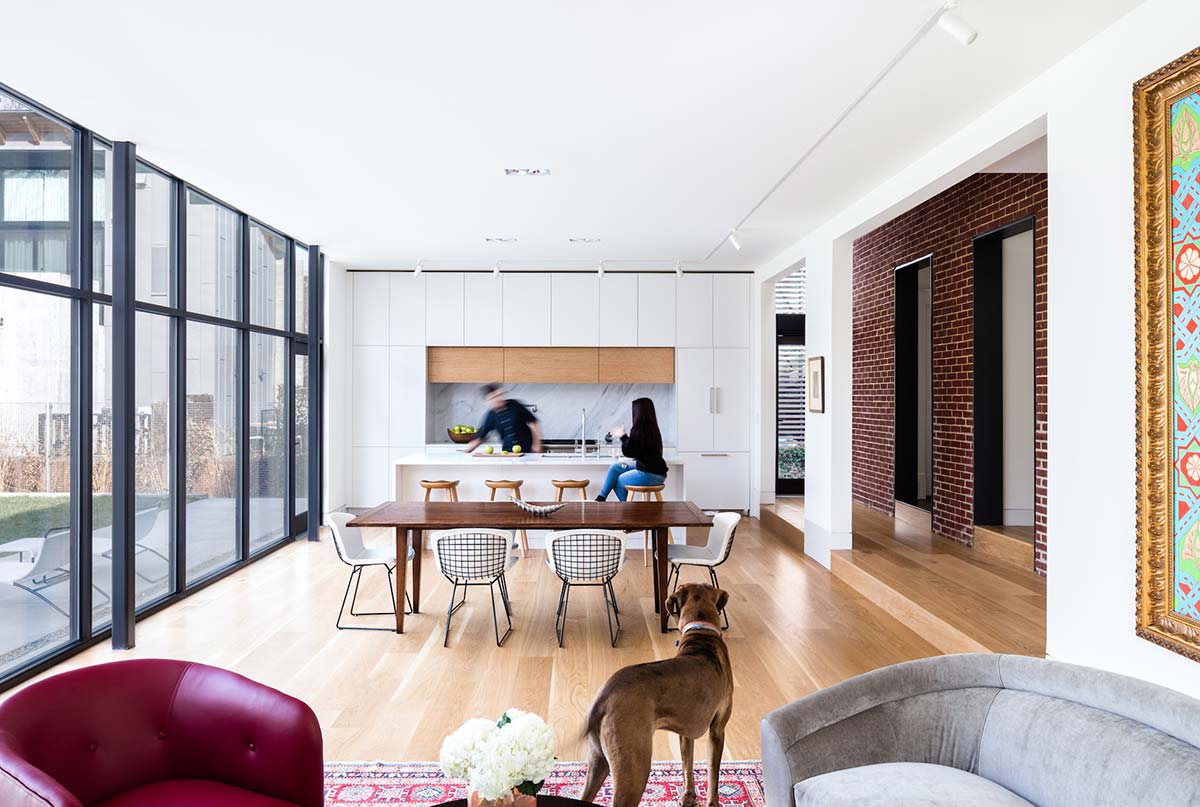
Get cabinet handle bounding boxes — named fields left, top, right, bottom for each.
left=708, top=387, right=715, bottom=413
left=700, top=453, right=728, bottom=457
left=714, top=386, right=721, bottom=414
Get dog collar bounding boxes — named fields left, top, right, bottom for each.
left=680, top=621, right=722, bottom=636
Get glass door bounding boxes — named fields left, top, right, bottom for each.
left=292, top=343, right=309, bottom=535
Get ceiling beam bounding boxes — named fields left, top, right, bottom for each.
left=21, top=115, right=40, bottom=145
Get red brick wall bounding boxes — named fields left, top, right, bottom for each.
left=851, top=172, right=1048, bottom=574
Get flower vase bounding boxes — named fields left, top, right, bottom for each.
left=468, top=790, right=537, bottom=807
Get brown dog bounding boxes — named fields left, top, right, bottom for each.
left=580, top=583, right=733, bottom=807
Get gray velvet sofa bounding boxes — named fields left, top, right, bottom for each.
left=760, top=653, right=1200, bottom=806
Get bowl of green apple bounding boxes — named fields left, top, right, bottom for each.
left=447, top=425, right=477, bottom=444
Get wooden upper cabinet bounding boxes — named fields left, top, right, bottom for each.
left=503, top=347, right=598, bottom=383
left=598, top=348, right=674, bottom=383
left=427, top=347, right=504, bottom=382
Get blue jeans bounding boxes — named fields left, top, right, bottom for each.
left=598, top=461, right=667, bottom=501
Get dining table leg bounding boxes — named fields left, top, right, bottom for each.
left=411, top=528, right=423, bottom=613
left=655, top=527, right=670, bottom=633
left=395, top=528, right=408, bottom=634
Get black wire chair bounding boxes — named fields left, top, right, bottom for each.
left=545, top=530, right=626, bottom=647
left=433, top=529, right=518, bottom=647
left=328, top=512, right=413, bottom=632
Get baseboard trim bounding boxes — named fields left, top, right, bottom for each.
left=803, top=520, right=851, bottom=570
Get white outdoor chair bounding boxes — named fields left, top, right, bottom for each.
left=546, top=529, right=626, bottom=648
left=11, top=527, right=111, bottom=618
left=328, top=512, right=413, bottom=633
left=662, top=511, right=740, bottom=629
left=432, top=529, right=518, bottom=647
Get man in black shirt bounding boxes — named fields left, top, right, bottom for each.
left=463, top=383, right=542, bottom=453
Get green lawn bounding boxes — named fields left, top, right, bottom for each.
left=0, top=494, right=175, bottom=545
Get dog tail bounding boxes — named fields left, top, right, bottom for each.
left=580, top=697, right=605, bottom=753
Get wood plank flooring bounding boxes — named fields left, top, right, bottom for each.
left=4, top=508, right=1045, bottom=762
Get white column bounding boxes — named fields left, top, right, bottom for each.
left=802, top=238, right=853, bottom=568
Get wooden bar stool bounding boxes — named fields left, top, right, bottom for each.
left=551, top=479, right=589, bottom=502
left=420, top=479, right=460, bottom=502
left=486, top=479, right=529, bottom=558
left=625, top=484, right=671, bottom=566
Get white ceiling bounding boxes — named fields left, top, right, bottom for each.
left=1, top=0, right=1139, bottom=271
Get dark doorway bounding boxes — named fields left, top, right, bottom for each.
left=973, top=216, right=1036, bottom=528
left=895, top=256, right=933, bottom=511
left=776, top=312, right=806, bottom=495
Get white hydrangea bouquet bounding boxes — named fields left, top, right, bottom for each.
left=440, top=709, right=558, bottom=806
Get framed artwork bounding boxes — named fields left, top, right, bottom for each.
left=807, top=356, right=825, bottom=413
left=1134, top=46, right=1200, bottom=662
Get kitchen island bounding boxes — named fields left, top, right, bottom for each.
left=393, top=447, right=688, bottom=543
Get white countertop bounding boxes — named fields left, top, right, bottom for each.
left=396, top=447, right=682, bottom=466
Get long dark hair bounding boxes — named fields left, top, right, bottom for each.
left=630, top=397, right=663, bottom=454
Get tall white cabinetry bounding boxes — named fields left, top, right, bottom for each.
left=675, top=274, right=752, bottom=510
left=502, top=273, right=552, bottom=345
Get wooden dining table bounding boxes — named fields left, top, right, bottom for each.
left=347, top=500, right=713, bottom=634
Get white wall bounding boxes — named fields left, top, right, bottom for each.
left=753, top=0, right=1200, bottom=696
left=1001, top=231, right=1034, bottom=525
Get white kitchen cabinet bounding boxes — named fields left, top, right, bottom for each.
left=502, top=273, right=552, bottom=345
left=676, top=348, right=715, bottom=452
left=676, top=274, right=714, bottom=348
left=351, top=446, right=390, bottom=507
left=388, top=346, right=426, bottom=446
left=389, top=273, right=426, bottom=346
left=675, top=346, right=750, bottom=452
left=352, top=273, right=389, bottom=345
left=352, top=345, right=388, bottom=446
left=680, top=451, right=750, bottom=510
left=551, top=273, right=599, bottom=346
left=713, top=274, right=751, bottom=348
left=425, top=272, right=465, bottom=346
left=464, top=273, right=502, bottom=345
left=599, top=273, right=638, bottom=345
left=713, top=348, right=750, bottom=451
left=637, top=274, right=676, bottom=346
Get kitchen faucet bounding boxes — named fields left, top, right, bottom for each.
left=580, top=408, right=588, bottom=457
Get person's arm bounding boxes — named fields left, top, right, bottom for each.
left=529, top=420, right=543, bottom=454
left=464, top=412, right=494, bottom=453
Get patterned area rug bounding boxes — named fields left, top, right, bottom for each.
left=325, top=761, right=766, bottom=806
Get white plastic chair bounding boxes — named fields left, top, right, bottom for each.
left=432, top=529, right=518, bottom=647
left=328, top=512, right=413, bottom=632
left=546, top=529, right=626, bottom=647
left=663, top=511, right=740, bottom=629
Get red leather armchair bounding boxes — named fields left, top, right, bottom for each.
left=0, top=659, right=323, bottom=807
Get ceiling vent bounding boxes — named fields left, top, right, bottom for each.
left=504, top=168, right=551, bottom=176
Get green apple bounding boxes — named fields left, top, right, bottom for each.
left=512, top=444, right=523, bottom=454
left=484, top=445, right=494, bottom=454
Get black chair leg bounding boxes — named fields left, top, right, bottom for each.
left=556, top=582, right=572, bottom=647
left=336, top=566, right=400, bottom=632
left=490, top=580, right=513, bottom=646
left=606, top=580, right=621, bottom=621
left=499, top=573, right=513, bottom=616
left=602, top=579, right=620, bottom=647
left=444, top=580, right=467, bottom=647
left=708, top=567, right=729, bottom=629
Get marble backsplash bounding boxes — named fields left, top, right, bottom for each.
left=428, top=383, right=676, bottom=446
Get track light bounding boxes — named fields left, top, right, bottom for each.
left=493, top=261, right=501, bottom=276
left=414, top=261, right=423, bottom=275
left=597, top=260, right=606, bottom=277
left=937, top=3, right=977, bottom=46
left=675, top=261, right=684, bottom=277
left=728, top=231, right=743, bottom=251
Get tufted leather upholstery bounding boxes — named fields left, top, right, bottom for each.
left=0, top=659, right=323, bottom=807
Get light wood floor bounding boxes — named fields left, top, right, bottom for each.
left=6, top=510, right=1046, bottom=762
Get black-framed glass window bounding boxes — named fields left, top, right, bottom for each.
left=0, top=80, right=322, bottom=691
left=186, top=190, right=240, bottom=320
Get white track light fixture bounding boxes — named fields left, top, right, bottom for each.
left=675, top=261, right=684, bottom=277
left=493, top=261, right=501, bottom=276
left=938, top=2, right=977, bottom=46
left=414, top=261, right=423, bottom=275
left=728, top=231, right=743, bottom=251
left=597, top=260, right=606, bottom=277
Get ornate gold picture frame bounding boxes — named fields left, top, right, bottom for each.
left=1135, top=46, right=1200, bottom=663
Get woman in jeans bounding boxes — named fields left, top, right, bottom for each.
left=596, top=397, right=668, bottom=501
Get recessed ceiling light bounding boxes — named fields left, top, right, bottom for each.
left=569, top=237, right=601, bottom=244
left=485, top=237, right=518, bottom=243
left=504, top=168, right=552, bottom=176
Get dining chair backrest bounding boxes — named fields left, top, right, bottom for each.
left=547, top=530, right=626, bottom=581
left=327, top=512, right=367, bottom=565
left=433, top=529, right=513, bottom=581
left=706, top=511, right=741, bottom=565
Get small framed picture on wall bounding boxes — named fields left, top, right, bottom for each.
left=808, top=356, right=825, bottom=413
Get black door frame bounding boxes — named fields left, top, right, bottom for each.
left=776, top=313, right=806, bottom=495
left=894, top=254, right=934, bottom=511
